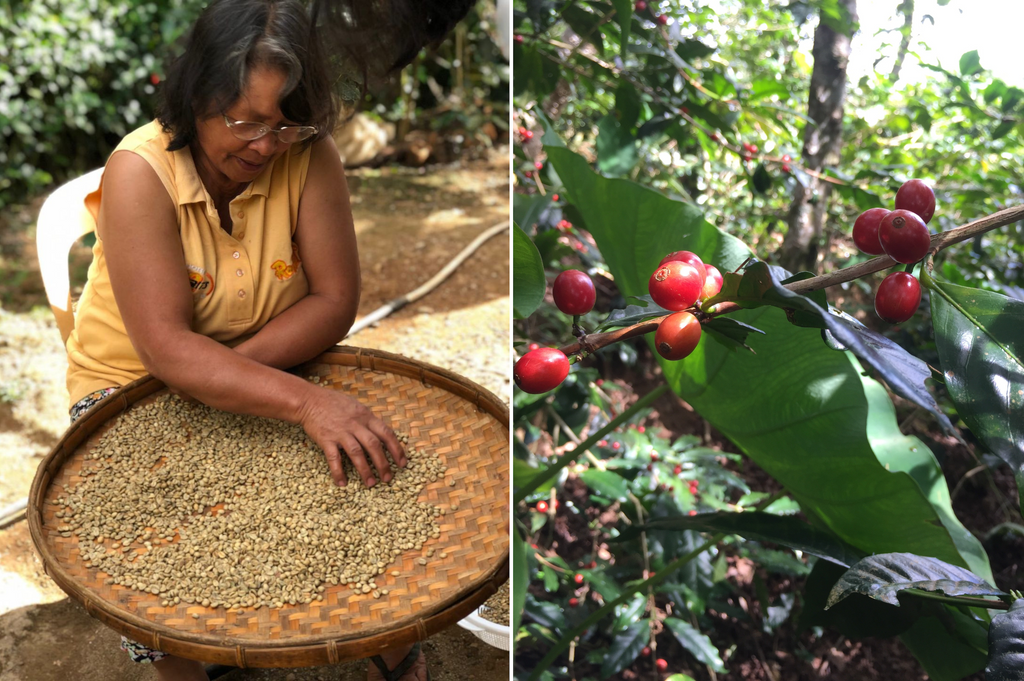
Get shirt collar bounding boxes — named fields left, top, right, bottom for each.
left=173, top=144, right=273, bottom=211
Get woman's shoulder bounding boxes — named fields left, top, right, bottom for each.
left=113, top=120, right=173, bottom=155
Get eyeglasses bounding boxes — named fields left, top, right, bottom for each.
left=222, top=115, right=318, bottom=144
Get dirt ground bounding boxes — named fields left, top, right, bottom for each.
left=0, top=152, right=510, bottom=680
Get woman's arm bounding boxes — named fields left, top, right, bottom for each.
left=231, top=136, right=360, bottom=369
left=98, top=150, right=403, bottom=487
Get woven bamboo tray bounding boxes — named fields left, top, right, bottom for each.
left=28, top=346, right=509, bottom=668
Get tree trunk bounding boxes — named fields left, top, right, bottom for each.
left=779, top=1, right=858, bottom=274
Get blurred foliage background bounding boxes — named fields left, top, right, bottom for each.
left=0, top=0, right=509, bottom=213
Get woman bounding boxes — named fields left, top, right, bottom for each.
left=66, top=1, right=471, bottom=678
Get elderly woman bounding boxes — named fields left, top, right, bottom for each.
left=66, top=1, right=471, bottom=679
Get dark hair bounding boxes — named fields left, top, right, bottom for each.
left=158, top=0, right=336, bottom=152
left=158, top=0, right=476, bottom=149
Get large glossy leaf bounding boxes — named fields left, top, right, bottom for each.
left=800, top=559, right=920, bottom=638
left=708, top=262, right=956, bottom=436
left=596, top=114, right=637, bottom=176
left=633, top=511, right=864, bottom=567
left=927, top=273, right=1024, bottom=516
left=987, top=599, right=1024, bottom=680
left=901, top=609, right=989, bottom=681
left=610, top=0, right=631, bottom=59
left=546, top=146, right=991, bottom=585
left=599, top=621, right=648, bottom=679
left=513, top=223, right=546, bottom=319
left=663, top=617, right=725, bottom=671
left=580, top=468, right=630, bottom=501
left=826, top=553, right=1006, bottom=608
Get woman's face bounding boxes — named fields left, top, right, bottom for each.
left=193, top=65, right=296, bottom=191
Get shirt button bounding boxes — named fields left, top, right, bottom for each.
left=236, top=269, right=244, bottom=277
left=237, top=211, right=244, bottom=219
left=232, top=251, right=240, bottom=259
left=236, top=231, right=245, bottom=239
left=237, top=290, right=246, bottom=299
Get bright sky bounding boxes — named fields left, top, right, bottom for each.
left=849, top=0, right=1024, bottom=88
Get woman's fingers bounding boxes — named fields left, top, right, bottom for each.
left=338, top=433, right=376, bottom=487
left=355, top=427, right=393, bottom=483
left=321, top=441, right=347, bottom=487
left=369, top=419, right=407, bottom=467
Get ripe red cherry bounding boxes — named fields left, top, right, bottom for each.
left=649, top=262, right=704, bottom=311
left=895, top=179, right=936, bottom=224
left=701, top=264, right=723, bottom=300
left=673, top=464, right=682, bottom=475
left=528, top=342, right=540, bottom=351
left=521, top=129, right=534, bottom=140
left=514, top=348, right=570, bottom=394
left=641, top=646, right=652, bottom=657
left=534, top=161, right=543, bottom=170
left=852, top=208, right=890, bottom=256
left=574, top=573, right=584, bottom=584
left=656, top=14, right=668, bottom=24
left=536, top=500, right=549, bottom=513
left=650, top=452, right=659, bottom=462
left=781, top=154, right=791, bottom=162
left=552, top=194, right=559, bottom=201
left=710, top=132, right=721, bottom=142
left=690, top=479, right=698, bottom=489
left=659, top=251, right=706, bottom=284
left=553, top=270, right=596, bottom=315
left=612, top=442, right=621, bottom=450
left=656, top=658, right=668, bottom=671
left=879, top=209, right=931, bottom=264
left=689, top=509, right=697, bottom=516
left=655, top=311, right=702, bottom=361
left=568, top=597, right=579, bottom=607
left=635, top=0, right=647, bottom=9
left=781, top=164, right=791, bottom=173
left=514, top=34, right=524, bottom=45
left=875, top=272, right=922, bottom=324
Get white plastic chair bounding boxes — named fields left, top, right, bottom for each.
left=35, top=168, right=104, bottom=346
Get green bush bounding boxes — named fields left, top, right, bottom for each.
left=0, top=0, right=203, bottom=210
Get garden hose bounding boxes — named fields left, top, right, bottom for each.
left=0, top=221, right=509, bottom=531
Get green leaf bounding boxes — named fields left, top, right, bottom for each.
left=580, top=468, right=631, bottom=501
left=599, top=621, right=648, bottom=679
left=612, top=594, right=647, bottom=631
left=927, top=274, right=1024, bottom=516
left=596, top=114, right=638, bottom=176
left=513, top=528, right=528, bottom=641
left=663, top=617, right=725, bottom=671
left=675, top=38, right=715, bottom=61
left=615, top=81, right=641, bottom=130
left=752, top=163, right=772, bottom=194
left=610, top=0, right=632, bottom=59
left=801, top=558, right=919, bottom=638
left=512, top=192, right=551, bottom=230
left=596, top=295, right=670, bottom=330
left=826, top=553, right=1006, bottom=609
left=987, top=600, right=1024, bottom=680
left=702, top=317, right=766, bottom=353
left=749, top=78, right=790, bottom=102
left=901, top=610, right=989, bottom=681
left=633, top=511, right=864, bottom=567
left=546, top=146, right=991, bottom=587
left=959, top=50, right=982, bottom=77
left=992, top=120, right=1015, bottom=141
left=513, top=224, right=546, bottom=319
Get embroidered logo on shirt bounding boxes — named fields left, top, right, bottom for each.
left=271, top=243, right=302, bottom=281
left=187, top=264, right=215, bottom=298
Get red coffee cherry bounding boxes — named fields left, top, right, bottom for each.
left=553, top=270, right=597, bottom=315
left=895, top=179, right=936, bottom=224
left=521, top=129, right=534, bottom=140
left=852, top=208, right=891, bottom=256
left=875, top=272, right=922, bottom=324
left=641, top=646, right=652, bottom=657
left=659, top=250, right=707, bottom=286
left=710, top=132, right=721, bottom=142
left=701, top=264, right=723, bottom=300
left=569, top=597, right=579, bottom=607
left=649, top=262, right=704, bottom=311
left=574, top=573, right=585, bottom=584
left=635, top=0, right=647, bottom=9
left=781, top=154, right=791, bottom=162
left=782, top=164, right=791, bottom=173
left=514, top=34, right=524, bottom=45
left=656, top=14, right=668, bottom=24
left=536, top=500, right=549, bottom=513
left=514, top=348, right=570, bottom=394
left=650, top=452, right=659, bottom=462
left=673, top=464, right=683, bottom=475
left=655, top=311, right=702, bottom=361
left=656, top=658, right=668, bottom=670
left=879, top=209, right=930, bottom=264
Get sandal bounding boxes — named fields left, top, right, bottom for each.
left=369, top=642, right=430, bottom=681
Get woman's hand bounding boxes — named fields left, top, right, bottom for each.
left=298, top=388, right=407, bottom=487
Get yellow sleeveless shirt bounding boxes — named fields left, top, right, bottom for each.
left=65, top=120, right=313, bottom=408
